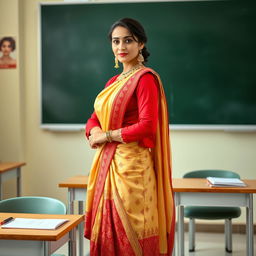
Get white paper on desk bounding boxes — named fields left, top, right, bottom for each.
left=1, top=218, right=68, bottom=230
left=207, top=177, right=246, bottom=187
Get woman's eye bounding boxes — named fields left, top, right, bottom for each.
left=125, top=39, right=133, bottom=43
left=113, top=40, right=119, bottom=45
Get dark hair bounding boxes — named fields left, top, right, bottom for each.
left=108, top=18, right=150, bottom=63
left=0, top=37, right=16, bottom=51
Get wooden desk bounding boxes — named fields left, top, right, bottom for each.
left=0, top=212, right=84, bottom=256
left=59, top=175, right=88, bottom=215
left=173, top=178, right=256, bottom=256
left=59, top=175, right=88, bottom=256
left=59, top=176, right=256, bottom=256
left=0, top=162, right=26, bottom=200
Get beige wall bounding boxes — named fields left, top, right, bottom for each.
left=0, top=0, right=24, bottom=198
left=0, top=0, right=255, bottom=223
left=0, top=0, right=22, bottom=161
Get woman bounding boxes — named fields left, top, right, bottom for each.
left=85, top=18, right=175, bottom=256
left=0, top=37, right=16, bottom=68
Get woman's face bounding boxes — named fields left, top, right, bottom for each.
left=1, top=41, right=12, bottom=56
left=111, top=26, right=144, bottom=66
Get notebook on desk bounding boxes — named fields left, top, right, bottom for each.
left=207, top=177, right=246, bottom=187
left=1, top=218, right=68, bottom=230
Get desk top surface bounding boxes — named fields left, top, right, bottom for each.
left=59, top=175, right=88, bottom=188
left=0, top=162, right=26, bottom=173
left=59, top=175, right=256, bottom=193
left=173, top=178, right=256, bottom=193
left=0, top=213, right=84, bottom=241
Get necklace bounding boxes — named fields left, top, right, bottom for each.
left=117, top=64, right=144, bottom=81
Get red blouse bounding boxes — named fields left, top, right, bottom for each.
left=85, top=72, right=159, bottom=148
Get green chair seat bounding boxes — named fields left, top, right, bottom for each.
left=185, top=206, right=241, bottom=220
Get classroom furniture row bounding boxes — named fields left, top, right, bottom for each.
left=1, top=163, right=255, bottom=256
left=59, top=175, right=256, bottom=256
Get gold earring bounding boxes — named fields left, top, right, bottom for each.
left=114, top=56, right=119, bottom=69
left=137, top=50, right=144, bottom=64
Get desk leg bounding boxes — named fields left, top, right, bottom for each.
left=0, top=174, right=2, bottom=200
left=43, top=241, right=50, bottom=256
left=246, top=194, right=254, bottom=256
left=78, top=201, right=84, bottom=256
left=68, top=189, right=75, bottom=214
left=172, top=230, right=176, bottom=256
left=17, top=167, right=21, bottom=197
left=69, top=228, right=77, bottom=256
left=177, top=205, right=185, bottom=256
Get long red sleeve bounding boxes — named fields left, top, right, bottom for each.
left=85, top=72, right=159, bottom=148
left=121, top=73, right=159, bottom=147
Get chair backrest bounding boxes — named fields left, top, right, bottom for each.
left=0, top=196, right=66, bottom=214
left=183, top=169, right=240, bottom=179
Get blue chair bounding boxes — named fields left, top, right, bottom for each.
left=183, top=170, right=241, bottom=253
left=0, top=196, right=67, bottom=256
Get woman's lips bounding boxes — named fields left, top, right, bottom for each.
left=119, top=53, right=128, bottom=57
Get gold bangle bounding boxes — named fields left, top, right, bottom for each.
left=108, top=130, right=112, bottom=142
left=105, top=132, right=109, bottom=142
left=106, top=130, right=112, bottom=142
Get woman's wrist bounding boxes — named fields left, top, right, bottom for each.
left=90, top=126, right=102, bottom=135
left=107, top=128, right=124, bottom=143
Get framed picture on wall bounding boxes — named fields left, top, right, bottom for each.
left=0, top=36, right=17, bottom=69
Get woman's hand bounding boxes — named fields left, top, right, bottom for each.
left=88, top=127, right=123, bottom=148
left=88, top=131, right=107, bottom=149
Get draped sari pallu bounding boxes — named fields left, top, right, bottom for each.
left=84, top=68, right=175, bottom=256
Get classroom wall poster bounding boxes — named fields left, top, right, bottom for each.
left=0, top=36, right=17, bottom=69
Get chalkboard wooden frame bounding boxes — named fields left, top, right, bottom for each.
left=39, top=1, right=256, bottom=131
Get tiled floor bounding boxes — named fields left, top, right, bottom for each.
left=55, top=232, right=255, bottom=255
left=180, top=232, right=254, bottom=256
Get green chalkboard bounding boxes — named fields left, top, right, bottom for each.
left=40, top=1, right=256, bottom=128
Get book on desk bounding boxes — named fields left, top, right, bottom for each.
left=207, top=177, right=246, bottom=187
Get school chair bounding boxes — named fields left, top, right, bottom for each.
left=183, top=170, right=241, bottom=253
left=0, top=196, right=67, bottom=256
